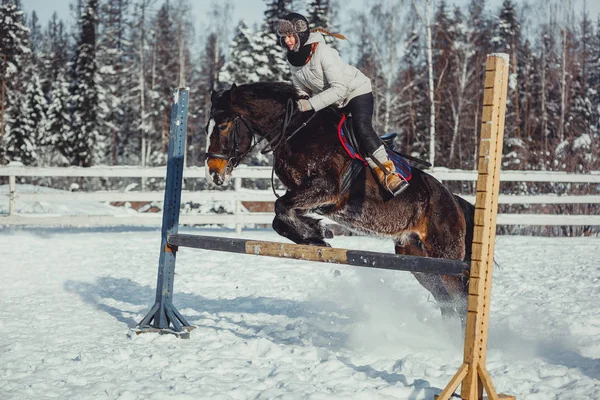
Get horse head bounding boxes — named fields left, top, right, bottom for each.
left=205, top=84, right=255, bottom=186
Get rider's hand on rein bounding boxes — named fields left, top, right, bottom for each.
left=297, top=99, right=313, bottom=112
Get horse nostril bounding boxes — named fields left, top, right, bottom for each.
left=212, top=172, right=224, bottom=186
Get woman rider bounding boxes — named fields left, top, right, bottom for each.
left=276, top=12, right=407, bottom=196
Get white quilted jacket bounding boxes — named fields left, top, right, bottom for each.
left=288, top=32, right=372, bottom=112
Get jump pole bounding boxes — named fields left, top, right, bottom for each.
left=436, top=54, right=513, bottom=399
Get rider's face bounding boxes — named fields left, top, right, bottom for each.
left=284, top=34, right=296, bottom=50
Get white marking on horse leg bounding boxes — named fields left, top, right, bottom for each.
left=205, top=118, right=216, bottom=181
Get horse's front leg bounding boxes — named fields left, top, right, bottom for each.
left=272, top=187, right=335, bottom=247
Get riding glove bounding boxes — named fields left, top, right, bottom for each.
left=297, top=99, right=313, bottom=112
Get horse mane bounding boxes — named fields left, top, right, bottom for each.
left=233, top=81, right=300, bottom=107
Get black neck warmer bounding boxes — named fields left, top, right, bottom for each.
left=287, top=44, right=313, bottom=67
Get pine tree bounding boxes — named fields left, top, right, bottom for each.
left=0, top=2, right=30, bottom=70
left=492, top=0, right=520, bottom=53
left=0, top=1, right=32, bottom=165
left=150, top=1, right=179, bottom=160
left=28, top=11, right=44, bottom=64
left=219, top=21, right=258, bottom=85
left=6, top=63, right=44, bottom=166
left=5, top=90, right=37, bottom=164
left=263, top=0, right=293, bottom=32
left=97, top=0, right=133, bottom=165
left=307, top=0, right=330, bottom=29
left=260, top=0, right=293, bottom=81
left=590, top=17, right=600, bottom=138
left=325, top=0, right=342, bottom=49
left=41, top=13, right=70, bottom=98
left=307, top=0, right=340, bottom=48
left=44, top=71, right=71, bottom=165
left=493, top=0, right=521, bottom=140
left=71, top=0, right=103, bottom=167
left=23, top=67, right=47, bottom=155
left=251, top=30, right=283, bottom=82
left=566, top=7, right=595, bottom=159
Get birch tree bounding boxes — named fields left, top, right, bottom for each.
left=448, top=6, right=475, bottom=167
left=412, top=0, right=436, bottom=167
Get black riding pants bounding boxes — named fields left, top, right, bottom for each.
left=341, top=92, right=381, bottom=156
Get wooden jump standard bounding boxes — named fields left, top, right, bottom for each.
left=137, top=53, right=512, bottom=400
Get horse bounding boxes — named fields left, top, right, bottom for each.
left=204, top=81, right=475, bottom=323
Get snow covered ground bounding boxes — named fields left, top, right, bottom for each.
left=1, top=226, right=599, bottom=399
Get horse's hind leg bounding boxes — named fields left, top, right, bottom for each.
left=272, top=189, right=334, bottom=247
left=420, top=232, right=469, bottom=325
left=394, top=234, right=459, bottom=322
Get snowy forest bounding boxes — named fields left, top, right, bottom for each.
left=0, top=0, right=598, bottom=173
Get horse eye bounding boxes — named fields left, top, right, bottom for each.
left=218, top=124, right=228, bottom=131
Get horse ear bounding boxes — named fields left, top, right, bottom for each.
left=230, top=83, right=237, bottom=105
left=210, top=89, right=217, bottom=103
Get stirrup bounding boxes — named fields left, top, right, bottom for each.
left=370, top=157, right=409, bottom=197
left=385, top=173, right=410, bottom=197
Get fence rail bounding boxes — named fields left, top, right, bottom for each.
left=1, top=165, right=599, bottom=228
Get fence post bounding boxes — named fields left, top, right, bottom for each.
left=234, top=177, right=242, bottom=234
left=8, top=174, right=15, bottom=215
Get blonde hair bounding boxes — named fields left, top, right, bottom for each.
left=311, top=28, right=347, bottom=41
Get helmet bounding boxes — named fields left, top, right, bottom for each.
left=276, top=12, right=310, bottom=52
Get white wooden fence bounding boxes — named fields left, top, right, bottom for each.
left=1, top=164, right=599, bottom=229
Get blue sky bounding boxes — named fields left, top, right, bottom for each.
left=20, top=0, right=600, bottom=33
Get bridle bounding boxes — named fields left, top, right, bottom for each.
left=205, top=98, right=317, bottom=197
left=205, top=98, right=314, bottom=164
left=205, top=113, right=258, bottom=172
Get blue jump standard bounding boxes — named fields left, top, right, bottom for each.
left=136, top=88, right=193, bottom=337
left=136, top=88, right=470, bottom=336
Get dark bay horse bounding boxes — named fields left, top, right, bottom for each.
left=205, top=82, right=475, bottom=322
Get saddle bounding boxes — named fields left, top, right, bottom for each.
left=337, top=113, right=424, bottom=196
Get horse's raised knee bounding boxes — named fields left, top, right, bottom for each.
left=274, top=198, right=290, bottom=216
left=272, top=215, right=286, bottom=236
left=395, top=232, right=426, bottom=257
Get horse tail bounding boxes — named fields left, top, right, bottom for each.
left=453, top=194, right=475, bottom=263
left=311, top=27, right=347, bottom=41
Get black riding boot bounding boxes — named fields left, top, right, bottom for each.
left=343, top=93, right=409, bottom=196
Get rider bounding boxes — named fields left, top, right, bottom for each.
left=276, top=12, right=407, bottom=196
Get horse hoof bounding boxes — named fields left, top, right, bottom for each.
left=322, top=226, right=334, bottom=239
left=308, top=239, right=331, bottom=247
